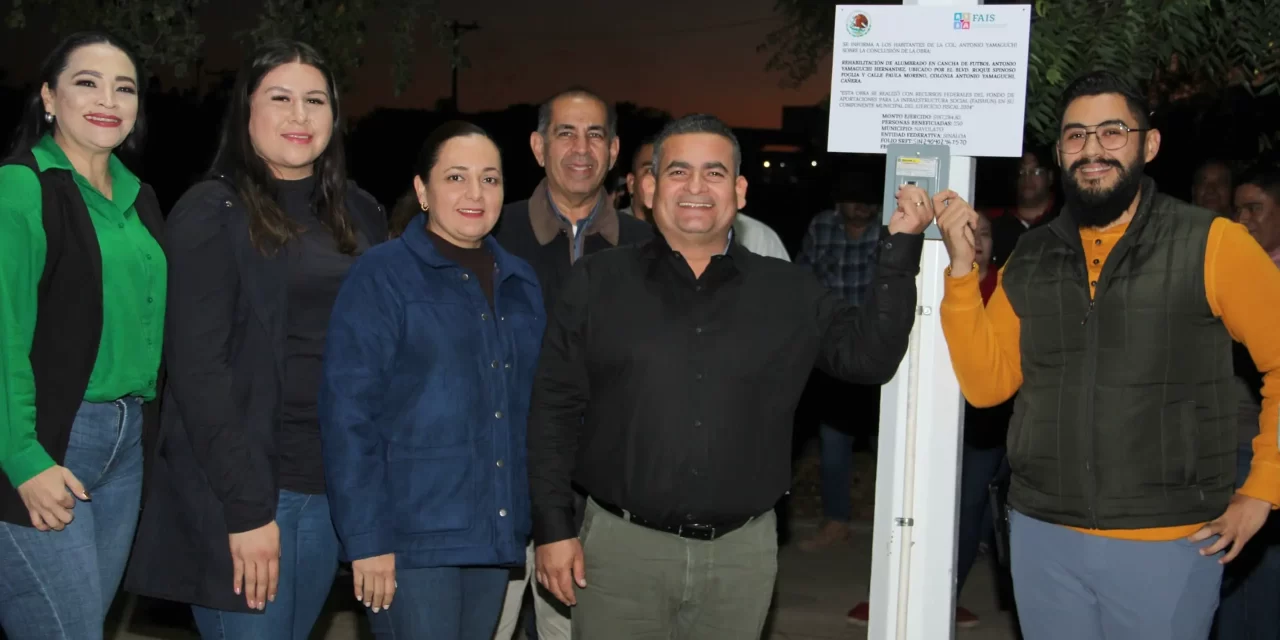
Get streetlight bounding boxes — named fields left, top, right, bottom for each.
left=762, top=160, right=771, bottom=168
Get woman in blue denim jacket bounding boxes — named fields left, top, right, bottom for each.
left=319, top=121, right=544, bottom=639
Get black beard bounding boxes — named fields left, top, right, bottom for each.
left=1062, top=156, right=1145, bottom=228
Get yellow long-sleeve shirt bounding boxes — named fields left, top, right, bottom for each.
left=940, top=217, right=1280, bottom=542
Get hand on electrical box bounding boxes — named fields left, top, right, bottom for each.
left=889, top=183, right=937, bottom=235
left=931, top=189, right=980, bottom=277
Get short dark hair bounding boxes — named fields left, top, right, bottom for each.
left=832, top=170, right=882, bottom=205
left=630, top=134, right=658, bottom=174
left=1193, top=158, right=1233, bottom=184
left=1236, top=163, right=1280, bottom=202
left=1023, top=145, right=1055, bottom=174
left=537, top=87, right=616, bottom=139
left=650, top=114, right=742, bottom=178
left=1057, top=71, right=1152, bottom=130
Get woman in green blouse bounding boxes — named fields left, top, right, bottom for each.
left=0, top=32, right=165, bottom=639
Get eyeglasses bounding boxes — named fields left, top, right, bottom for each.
left=1018, top=168, right=1049, bottom=178
left=1058, top=123, right=1150, bottom=154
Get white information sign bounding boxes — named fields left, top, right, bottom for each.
left=827, top=5, right=1032, bottom=157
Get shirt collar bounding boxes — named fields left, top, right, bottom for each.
left=401, top=213, right=537, bottom=286
left=527, top=177, right=621, bottom=246
left=32, top=133, right=140, bottom=212
left=546, top=182, right=601, bottom=229
left=643, top=230, right=750, bottom=272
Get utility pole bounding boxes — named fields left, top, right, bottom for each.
left=447, top=20, right=480, bottom=114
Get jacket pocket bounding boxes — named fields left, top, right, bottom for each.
left=504, top=310, right=545, bottom=344
left=388, top=445, right=475, bottom=534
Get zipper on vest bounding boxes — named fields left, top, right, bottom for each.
left=1083, top=290, right=1100, bottom=529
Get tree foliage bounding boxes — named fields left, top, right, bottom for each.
left=7, top=0, right=207, bottom=76
left=5, top=0, right=449, bottom=95
left=241, top=0, right=451, bottom=94
left=759, top=0, right=1280, bottom=146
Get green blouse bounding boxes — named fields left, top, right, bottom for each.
left=0, top=134, right=166, bottom=488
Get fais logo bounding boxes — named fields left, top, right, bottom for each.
left=955, top=12, right=998, bottom=29
left=847, top=12, right=871, bottom=37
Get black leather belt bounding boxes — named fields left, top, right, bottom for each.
left=592, top=498, right=752, bottom=541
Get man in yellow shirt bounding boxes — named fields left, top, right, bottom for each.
left=929, top=71, right=1280, bottom=640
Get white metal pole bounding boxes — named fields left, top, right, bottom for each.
left=867, top=1, right=981, bottom=638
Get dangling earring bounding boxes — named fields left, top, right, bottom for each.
left=44, top=112, right=54, bottom=124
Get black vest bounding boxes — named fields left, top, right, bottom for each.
left=1002, top=178, right=1236, bottom=529
left=0, top=154, right=165, bottom=526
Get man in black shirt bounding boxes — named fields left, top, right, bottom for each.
left=528, top=114, right=931, bottom=638
left=492, top=87, right=651, bottom=640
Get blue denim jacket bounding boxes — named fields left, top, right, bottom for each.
left=319, top=214, right=544, bottom=569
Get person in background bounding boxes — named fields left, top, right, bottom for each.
left=986, top=146, right=1061, bottom=269
left=1192, top=159, right=1234, bottom=219
left=528, top=113, right=928, bottom=639
left=492, top=87, right=651, bottom=640
left=609, top=173, right=628, bottom=212
left=1215, top=163, right=1280, bottom=640
left=938, top=70, right=1280, bottom=640
left=620, top=136, right=656, bottom=222
left=950, top=211, right=1011, bottom=630
left=733, top=212, right=790, bottom=261
left=319, top=120, right=541, bottom=639
left=795, top=176, right=884, bottom=557
left=1235, top=164, right=1280, bottom=263
left=0, top=32, right=164, bottom=639
left=125, top=40, right=388, bottom=640
left=388, top=188, right=421, bottom=239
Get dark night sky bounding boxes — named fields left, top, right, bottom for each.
left=1, top=0, right=833, bottom=129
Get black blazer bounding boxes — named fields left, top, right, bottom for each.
left=124, top=178, right=387, bottom=612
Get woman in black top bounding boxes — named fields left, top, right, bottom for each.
left=125, top=40, right=387, bottom=639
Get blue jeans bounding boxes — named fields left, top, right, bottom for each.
left=191, top=490, right=340, bottom=640
left=820, top=424, right=879, bottom=523
left=1010, top=509, right=1223, bottom=640
left=819, top=423, right=855, bottom=522
left=0, top=398, right=144, bottom=640
left=956, top=445, right=1009, bottom=592
left=366, top=566, right=508, bottom=639
left=1214, top=442, right=1280, bottom=639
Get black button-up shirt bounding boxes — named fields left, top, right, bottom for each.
left=527, top=230, right=923, bottom=545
